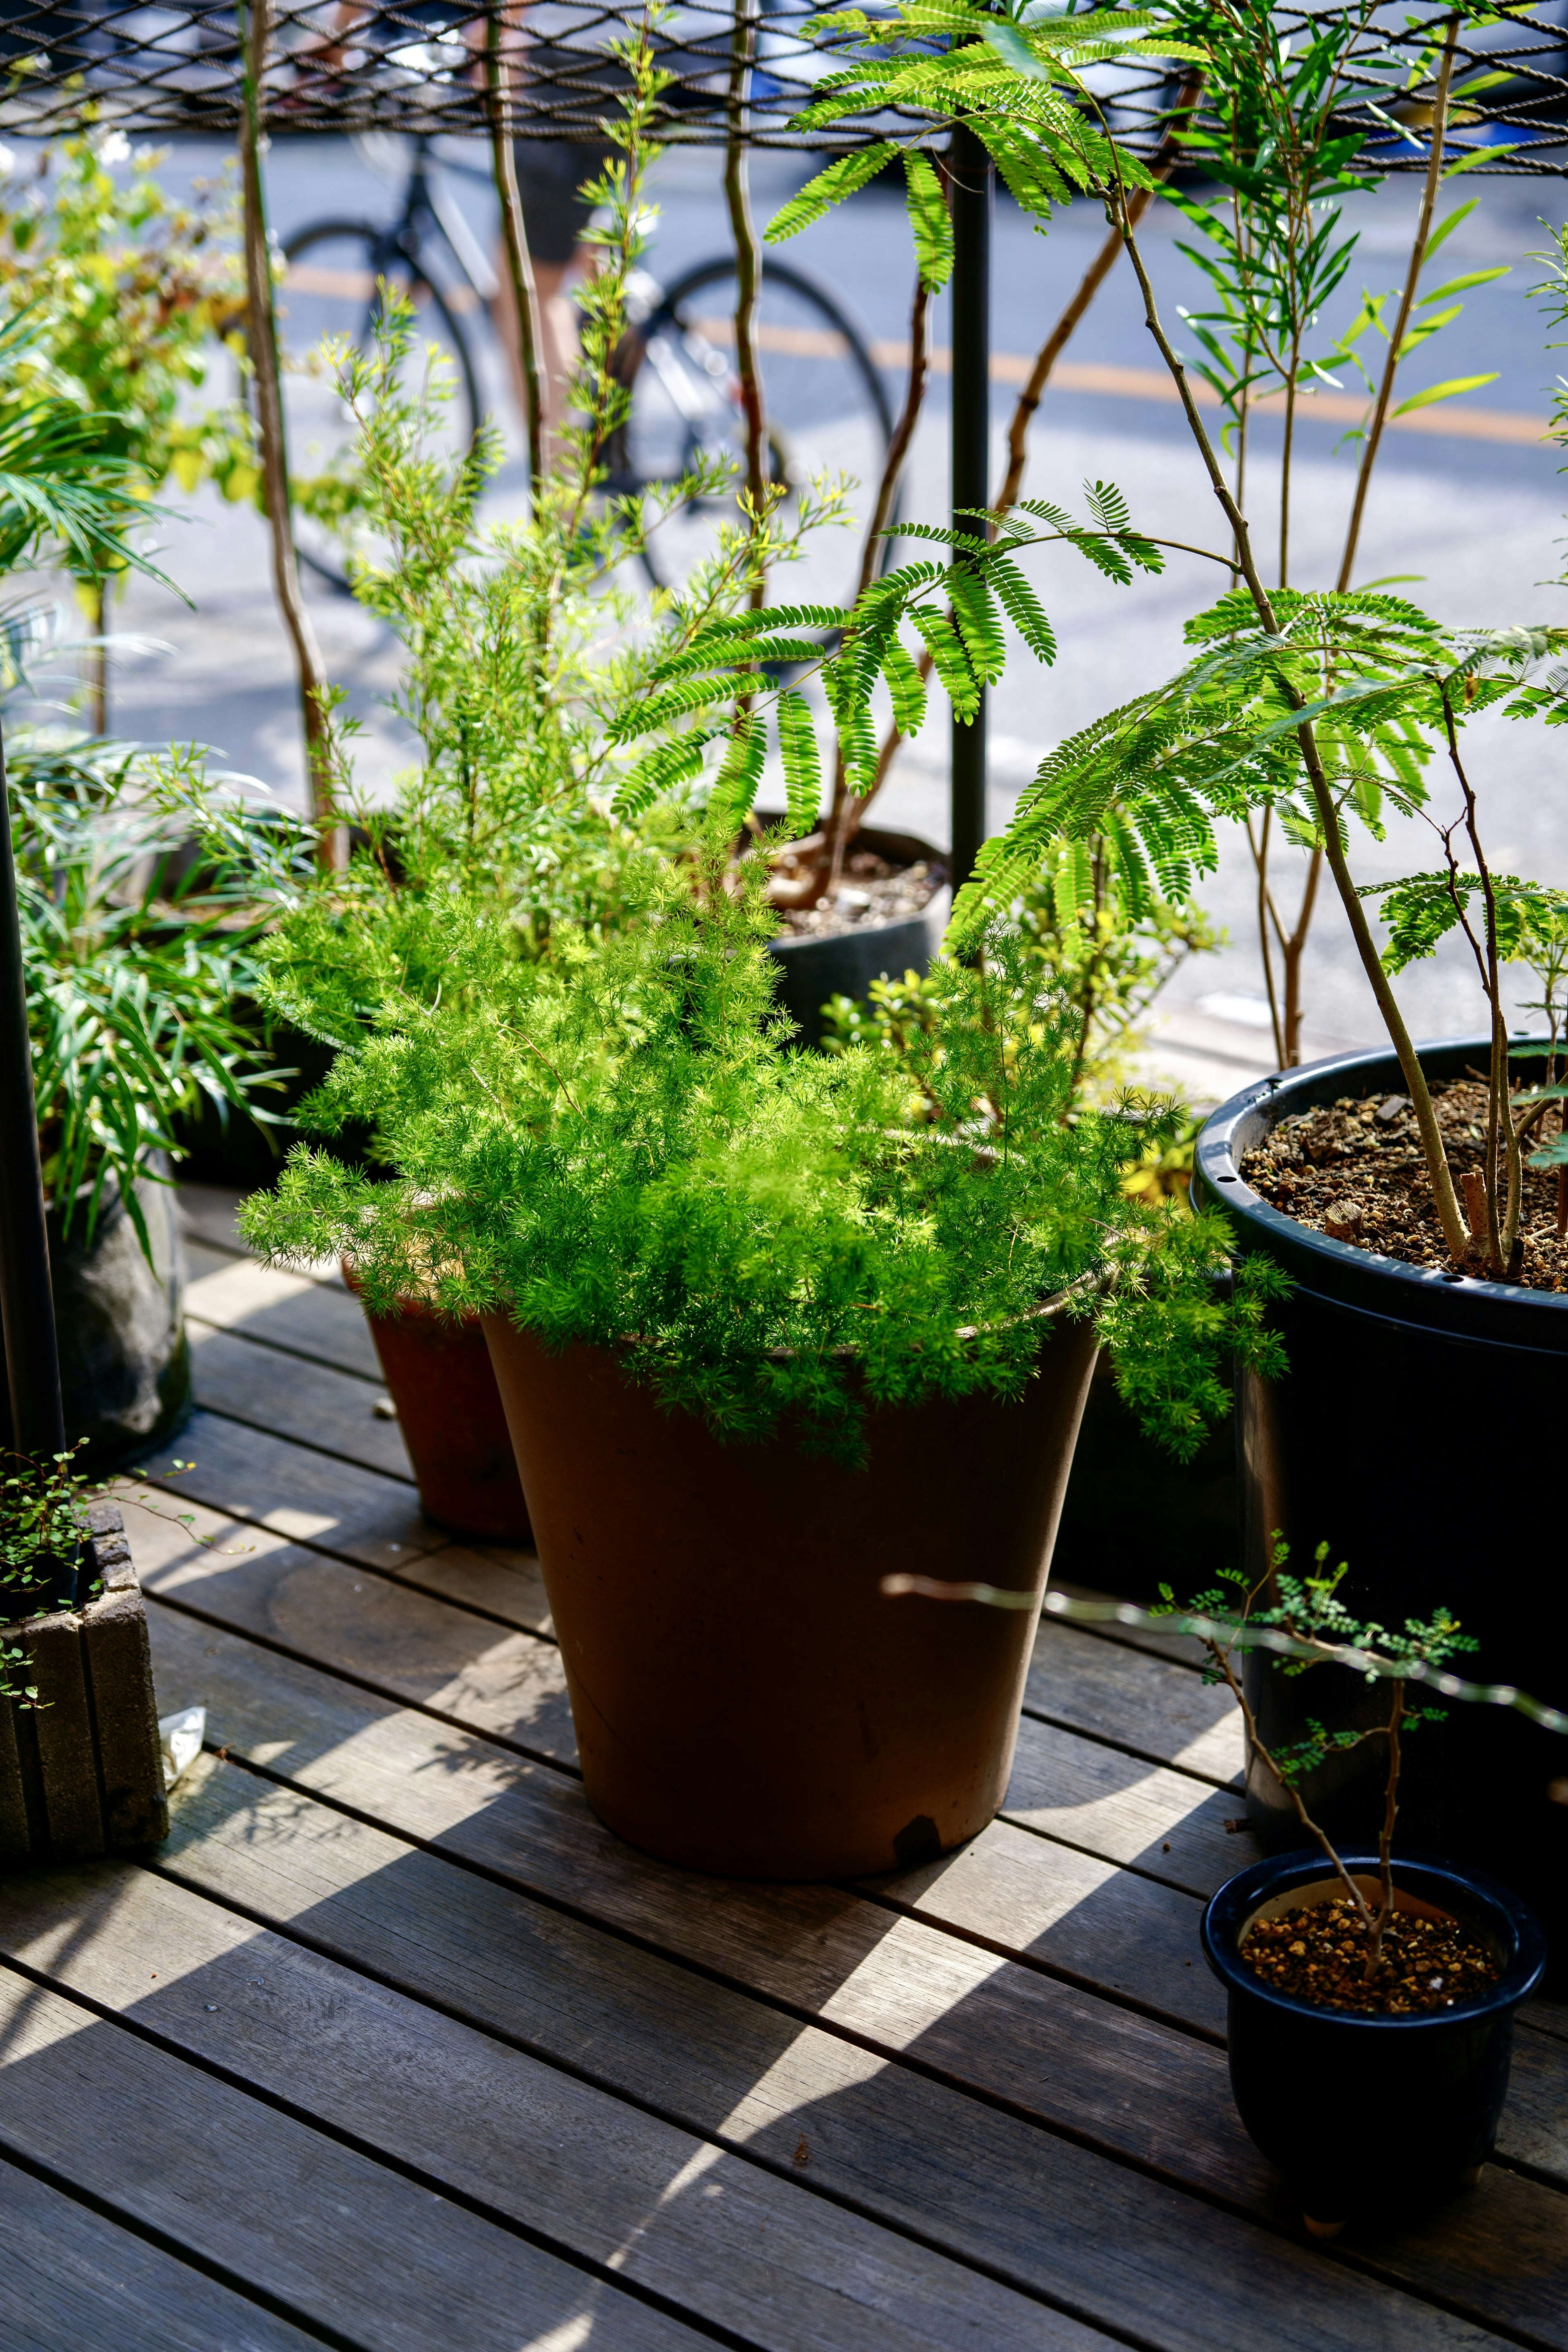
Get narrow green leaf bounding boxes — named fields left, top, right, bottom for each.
left=710, top=714, right=768, bottom=826
left=949, top=568, right=1006, bottom=687
left=1391, top=373, right=1499, bottom=418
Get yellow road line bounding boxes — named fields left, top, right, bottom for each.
left=284, top=270, right=1547, bottom=448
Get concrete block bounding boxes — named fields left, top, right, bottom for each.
left=81, top=1586, right=168, bottom=1848
left=0, top=1505, right=168, bottom=1860
left=22, top=1610, right=105, bottom=1860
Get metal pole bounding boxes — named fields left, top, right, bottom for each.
left=0, top=733, right=73, bottom=1613
left=949, top=120, right=991, bottom=892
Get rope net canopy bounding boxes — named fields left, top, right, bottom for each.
left=0, top=0, right=1566, bottom=161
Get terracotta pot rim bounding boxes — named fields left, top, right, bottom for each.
left=479, top=1271, right=1097, bottom=1370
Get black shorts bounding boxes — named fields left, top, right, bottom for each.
left=511, top=136, right=614, bottom=265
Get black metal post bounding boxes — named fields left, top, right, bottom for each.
left=949, top=120, right=992, bottom=893
left=0, top=732, right=72, bottom=1612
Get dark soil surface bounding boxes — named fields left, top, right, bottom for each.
left=1242, top=1897, right=1502, bottom=2015
left=777, top=850, right=943, bottom=940
left=1241, top=1078, right=1568, bottom=1291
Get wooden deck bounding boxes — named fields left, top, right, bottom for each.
left=1, top=1185, right=1564, bottom=2352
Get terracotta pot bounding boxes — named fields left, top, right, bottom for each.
left=481, top=1314, right=1098, bottom=1879
left=345, top=1272, right=532, bottom=1546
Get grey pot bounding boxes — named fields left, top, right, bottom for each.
left=0, top=1157, right=193, bottom=1475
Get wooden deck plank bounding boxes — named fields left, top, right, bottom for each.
left=138, top=1412, right=446, bottom=1575
left=177, top=1183, right=253, bottom=1257
left=183, top=1251, right=381, bottom=1382
left=128, top=1496, right=575, bottom=1763
left=0, top=1861, right=1119, bottom=2352
left=0, top=2154, right=328, bottom=2352
left=1024, top=1619, right=1242, bottom=1786
left=140, top=1601, right=1568, bottom=2347
left=118, top=1471, right=551, bottom=1637
left=122, top=1482, right=1561, bottom=2113
left=188, top=1324, right=413, bottom=1483
left=0, top=1967, right=700, bottom=2352
left=123, top=1480, right=1243, bottom=1894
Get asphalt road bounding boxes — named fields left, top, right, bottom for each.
left=97, top=131, right=1568, bottom=1074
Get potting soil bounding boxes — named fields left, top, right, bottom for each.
left=1241, top=1897, right=1502, bottom=2014
left=1240, top=1078, right=1568, bottom=1290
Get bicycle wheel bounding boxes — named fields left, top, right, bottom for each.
left=272, top=218, right=482, bottom=590
left=611, top=256, right=895, bottom=611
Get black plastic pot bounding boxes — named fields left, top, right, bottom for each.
left=171, top=1006, right=375, bottom=1193
left=0, top=1158, right=192, bottom=1474
left=1051, top=1351, right=1238, bottom=1602
left=1194, top=1037, right=1568, bottom=1961
left=766, top=826, right=950, bottom=1047
left=1203, top=1851, right=1545, bottom=2231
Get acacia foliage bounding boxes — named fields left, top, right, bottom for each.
left=243, top=864, right=1285, bottom=1466
left=946, top=586, right=1524, bottom=949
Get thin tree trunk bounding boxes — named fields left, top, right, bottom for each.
left=238, top=0, right=341, bottom=869
left=725, top=0, right=768, bottom=537
left=819, top=277, right=933, bottom=892
left=85, top=575, right=107, bottom=736
left=1336, top=20, right=1458, bottom=592
left=488, top=1, right=545, bottom=498
left=862, top=79, right=1201, bottom=849
left=1113, top=199, right=1470, bottom=1261
left=995, top=72, right=1202, bottom=518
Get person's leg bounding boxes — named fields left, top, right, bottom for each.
left=491, top=247, right=581, bottom=463
left=492, top=138, right=611, bottom=473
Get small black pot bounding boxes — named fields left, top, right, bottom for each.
left=1203, top=1851, right=1545, bottom=2231
left=1194, top=1036, right=1568, bottom=1964
left=766, top=826, right=950, bottom=1047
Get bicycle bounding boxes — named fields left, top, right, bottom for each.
left=271, top=131, right=895, bottom=603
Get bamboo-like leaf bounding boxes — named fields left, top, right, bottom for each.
left=1391, top=373, right=1499, bottom=417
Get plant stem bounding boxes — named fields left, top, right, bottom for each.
left=993, top=75, right=1200, bottom=517
left=85, top=574, right=107, bottom=736
left=1251, top=811, right=1286, bottom=1066
left=487, top=0, right=545, bottom=499
left=862, top=91, right=1198, bottom=829
left=1204, top=1633, right=1382, bottom=1941
left=237, top=0, right=341, bottom=869
left=1111, top=194, right=1470, bottom=1260
left=819, top=272, right=933, bottom=889
left=1442, top=683, right=1512, bottom=1269
left=725, top=0, right=768, bottom=542
left=1372, top=1680, right=1403, bottom=1969
left=1336, top=19, right=1458, bottom=593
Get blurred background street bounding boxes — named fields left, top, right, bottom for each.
left=103, top=133, right=1568, bottom=1098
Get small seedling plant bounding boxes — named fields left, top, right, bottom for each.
left=1160, top=1542, right=1476, bottom=1979
left=0, top=1445, right=94, bottom=1704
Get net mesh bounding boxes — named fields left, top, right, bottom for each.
left=0, top=0, right=1564, bottom=167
